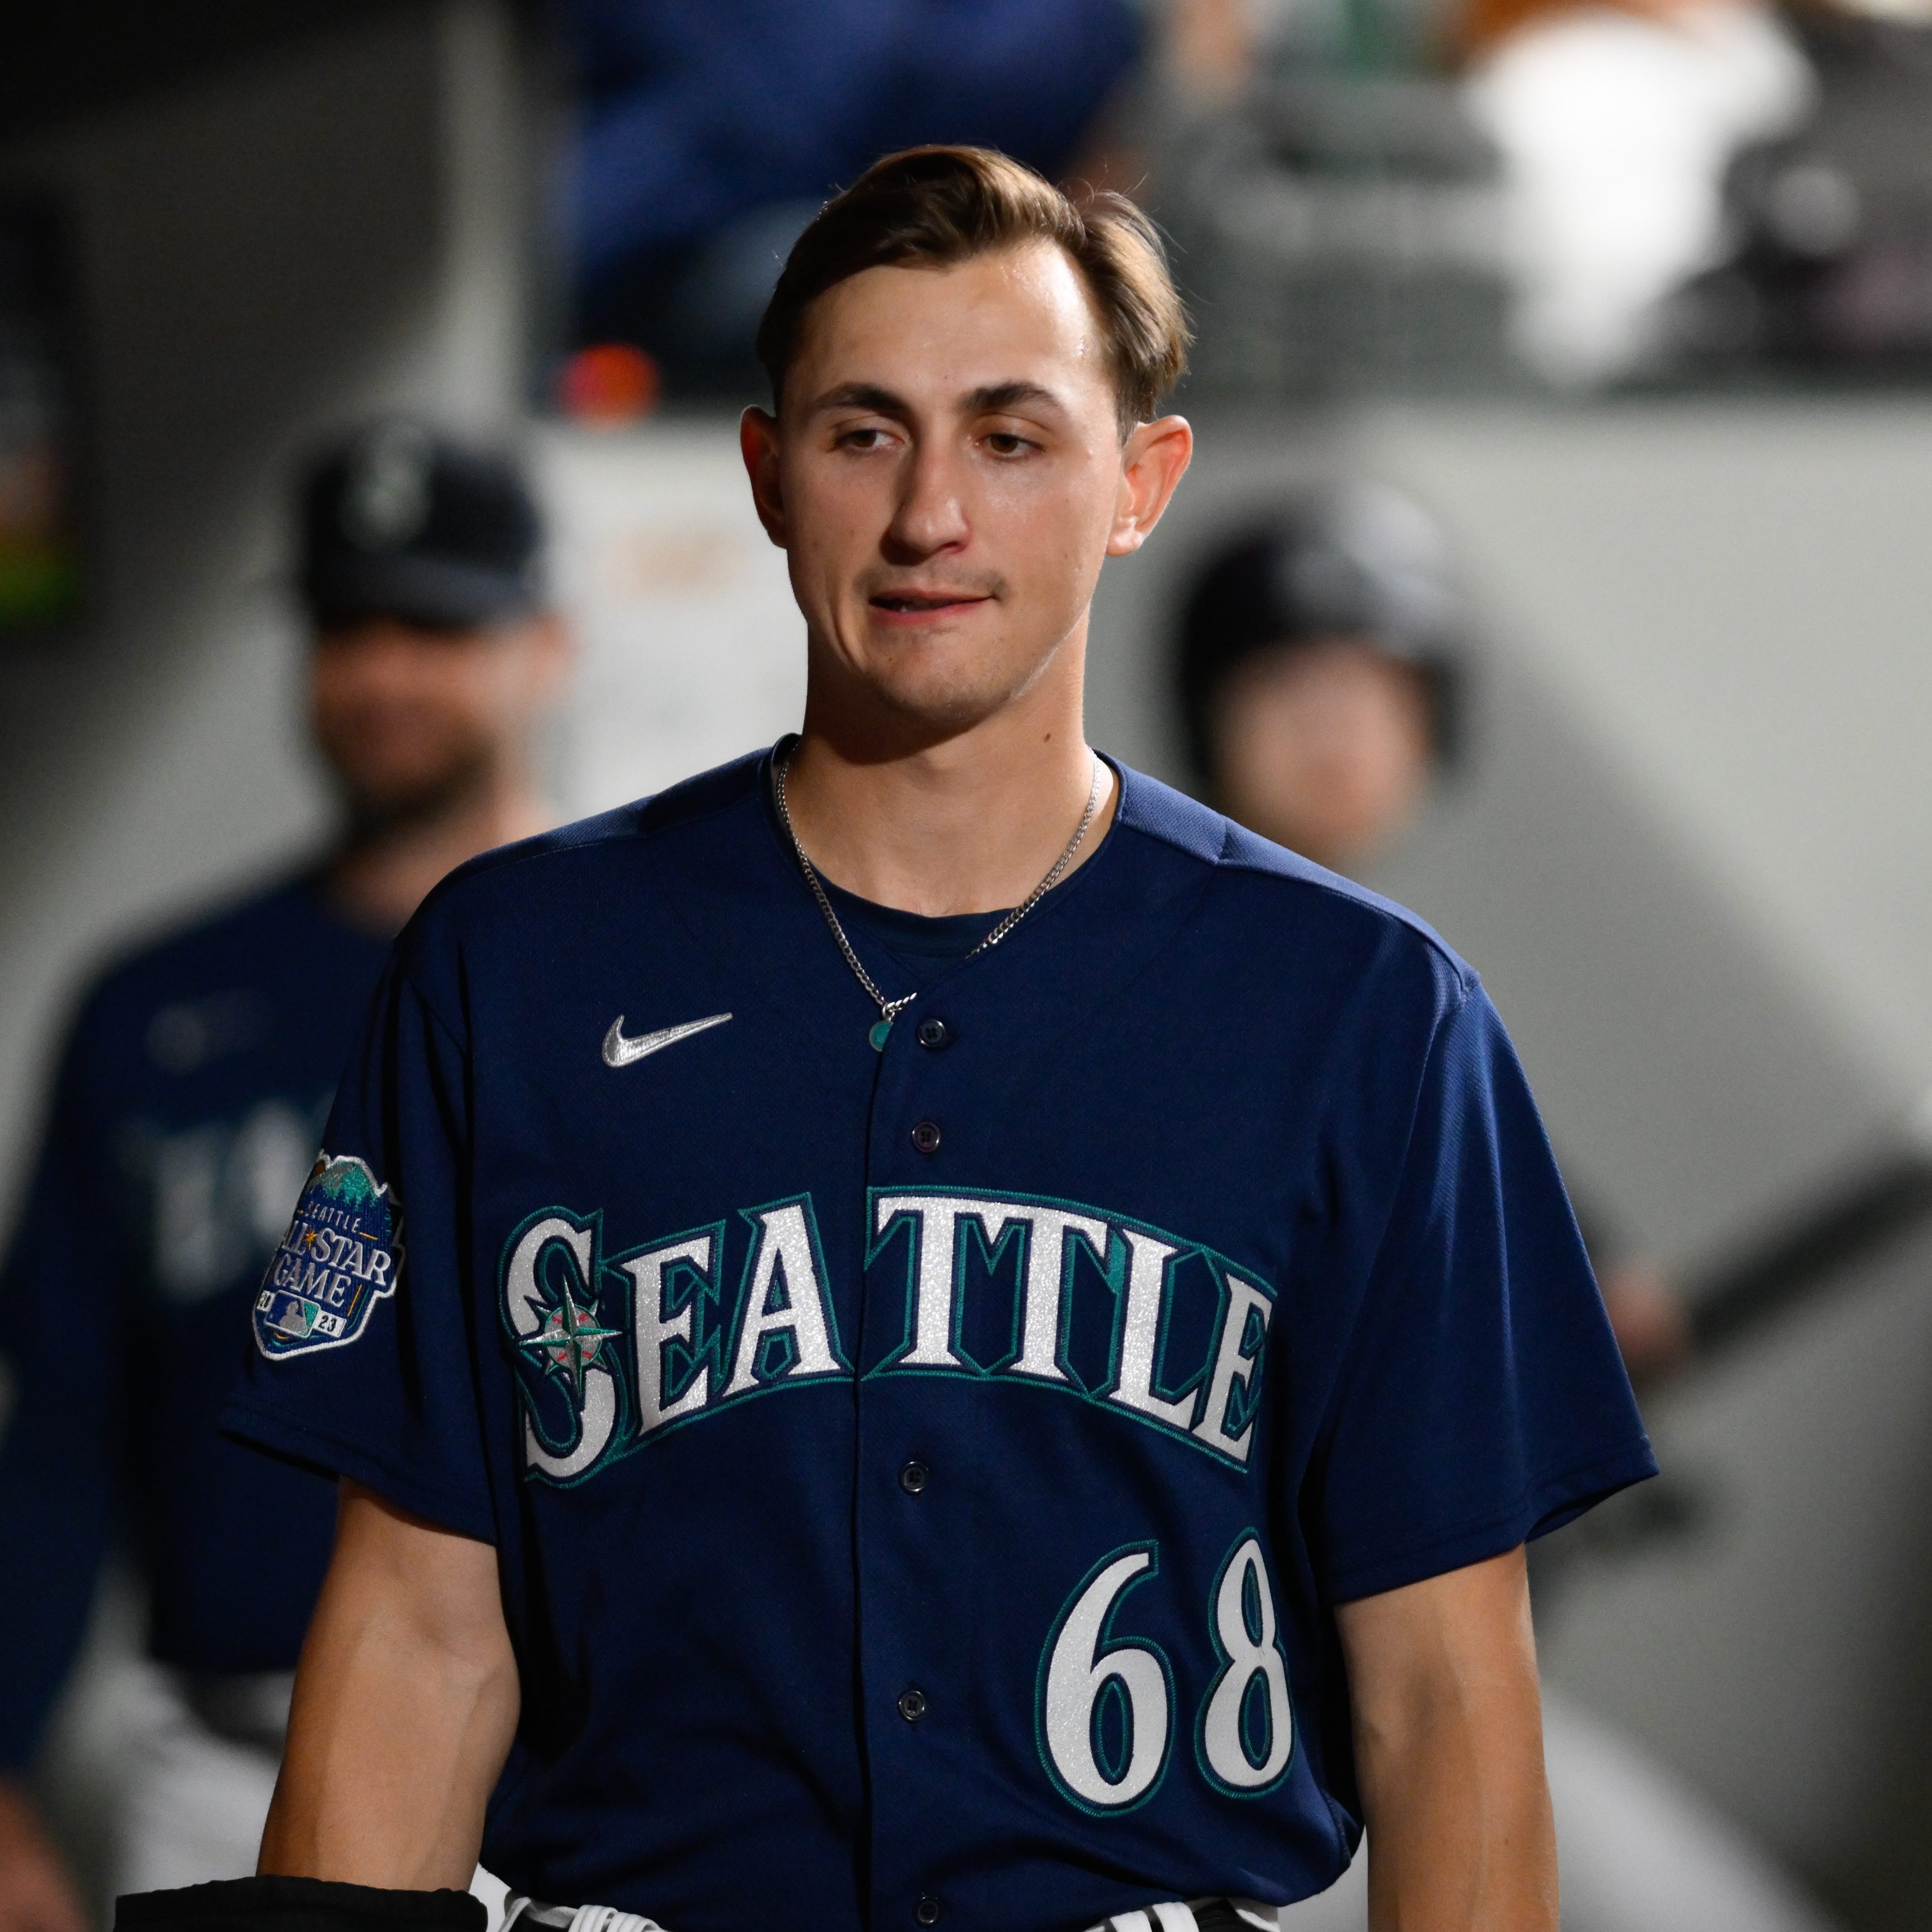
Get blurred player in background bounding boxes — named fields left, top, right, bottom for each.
left=1174, top=485, right=1841, bottom=1932
left=1174, top=483, right=1689, bottom=1379
left=0, top=421, right=566, bottom=1932
left=1173, top=484, right=1461, bottom=880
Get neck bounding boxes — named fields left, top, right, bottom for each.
left=325, top=765, right=554, bottom=933
left=782, top=633, right=1117, bottom=917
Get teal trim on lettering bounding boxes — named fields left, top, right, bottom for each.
left=1034, top=1540, right=1174, bottom=1818
left=727, top=1192, right=852, bottom=1388
left=1194, top=1528, right=1297, bottom=1800
left=494, top=1187, right=1276, bottom=1488
left=868, top=1195, right=1043, bottom=1377
left=606, top=1218, right=728, bottom=1434
left=864, top=1185, right=1275, bottom=1471
left=574, top=1204, right=853, bottom=1471
left=1200, top=1285, right=1272, bottom=1449
left=1004, top=1207, right=1114, bottom=1396
left=956, top=1212, right=1029, bottom=1376
left=500, top=1195, right=861, bottom=1485
left=1136, top=1237, right=1216, bottom=1423
left=497, top=1205, right=630, bottom=1488
left=1083, top=1226, right=1130, bottom=1398
left=866, top=1197, right=970, bottom=1375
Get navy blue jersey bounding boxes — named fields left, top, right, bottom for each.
left=0, top=876, right=389, bottom=1769
left=225, top=752, right=1653, bottom=1931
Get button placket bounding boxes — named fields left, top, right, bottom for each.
left=863, top=991, right=977, bottom=1930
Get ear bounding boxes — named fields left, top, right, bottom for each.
left=1106, top=415, right=1194, bottom=558
left=741, top=407, right=789, bottom=548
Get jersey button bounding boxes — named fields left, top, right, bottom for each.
left=898, top=1687, right=928, bottom=1723
left=915, top=1016, right=952, bottom=1049
left=910, top=1119, right=942, bottom=1155
left=899, top=1459, right=930, bottom=1495
left=915, top=1899, right=941, bottom=1927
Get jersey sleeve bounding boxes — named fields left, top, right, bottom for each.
left=0, top=1002, right=122, bottom=1771
left=220, top=961, right=497, bottom=1546
left=1310, top=977, right=1656, bottom=1605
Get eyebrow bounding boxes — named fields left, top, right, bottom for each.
left=805, top=379, right=1070, bottom=420
left=964, top=381, right=1065, bottom=417
left=808, top=382, right=907, bottom=418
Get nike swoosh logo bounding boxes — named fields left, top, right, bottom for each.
left=602, top=1011, right=733, bottom=1068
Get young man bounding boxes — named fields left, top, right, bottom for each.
left=0, top=422, right=565, bottom=1932
left=166, top=148, right=1649, bottom=1932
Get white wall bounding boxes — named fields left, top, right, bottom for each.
left=537, top=421, right=805, bottom=819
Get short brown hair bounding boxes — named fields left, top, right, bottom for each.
left=755, top=146, right=1190, bottom=436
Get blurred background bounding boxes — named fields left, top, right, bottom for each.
left=2, top=0, right=1932, bottom=1927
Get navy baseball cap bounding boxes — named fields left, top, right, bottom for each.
left=298, top=419, right=544, bottom=630
left=1175, top=483, right=1465, bottom=778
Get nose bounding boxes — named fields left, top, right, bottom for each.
left=883, top=439, right=968, bottom=564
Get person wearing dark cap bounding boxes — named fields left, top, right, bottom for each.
left=1174, top=483, right=1462, bottom=878
left=1176, top=491, right=1839, bottom=1932
left=0, top=420, right=565, bottom=1932
left=1172, top=484, right=1693, bottom=1384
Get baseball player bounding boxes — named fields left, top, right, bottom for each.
left=132, top=146, right=1650, bottom=1932
left=0, top=423, right=564, bottom=1931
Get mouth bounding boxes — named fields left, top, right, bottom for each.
left=868, top=591, right=992, bottom=621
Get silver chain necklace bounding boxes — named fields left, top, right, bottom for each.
left=773, top=740, right=1105, bottom=1050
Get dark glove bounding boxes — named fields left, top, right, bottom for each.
left=116, top=1877, right=485, bottom=1932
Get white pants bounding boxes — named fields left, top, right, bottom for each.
left=1276, top=1691, right=1842, bottom=1932
left=115, top=1666, right=282, bottom=1896
left=114, top=1665, right=507, bottom=1927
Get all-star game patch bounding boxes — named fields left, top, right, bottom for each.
left=254, top=1153, right=403, bottom=1359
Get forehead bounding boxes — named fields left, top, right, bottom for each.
left=790, top=241, right=1113, bottom=410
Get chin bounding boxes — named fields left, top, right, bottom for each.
left=861, top=644, right=1062, bottom=739
left=338, top=757, right=488, bottom=830
left=869, top=673, right=1020, bottom=738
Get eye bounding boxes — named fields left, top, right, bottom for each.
left=836, top=424, right=893, bottom=452
left=985, top=431, right=1034, bottom=456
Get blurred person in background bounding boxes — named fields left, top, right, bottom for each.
left=0, top=421, right=566, bottom=1932
left=1174, top=483, right=1690, bottom=1373
left=1456, top=0, right=1816, bottom=382
left=1173, top=484, right=1842, bottom=1932
left=1173, top=485, right=1461, bottom=881
left=564, top=0, right=1142, bottom=393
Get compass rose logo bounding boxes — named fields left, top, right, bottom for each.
left=517, top=1288, right=620, bottom=1409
